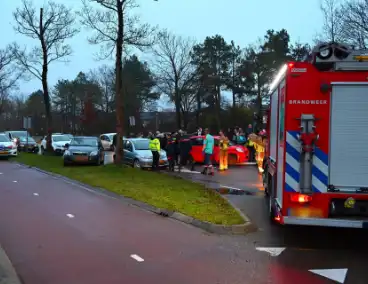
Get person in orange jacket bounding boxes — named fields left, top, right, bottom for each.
left=218, top=130, right=229, bottom=171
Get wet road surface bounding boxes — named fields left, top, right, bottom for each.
left=2, top=157, right=367, bottom=283
left=175, top=165, right=368, bottom=284
left=0, top=161, right=276, bottom=284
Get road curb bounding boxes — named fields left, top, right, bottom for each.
left=14, top=162, right=257, bottom=235
left=0, top=245, right=21, bottom=284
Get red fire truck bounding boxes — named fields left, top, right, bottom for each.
left=263, top=42, right=368, bottom=228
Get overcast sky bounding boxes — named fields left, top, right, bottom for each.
left=1, top=0, right=324, bottom=99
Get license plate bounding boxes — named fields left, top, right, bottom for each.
left=75, top=156, right=88, bottom=161
left=290, top=207, right=323, bottom=218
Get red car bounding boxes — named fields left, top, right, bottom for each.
left=188, top=135, right=248, bottom=165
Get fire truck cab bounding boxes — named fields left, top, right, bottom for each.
left=263, top=42, right=368, bottom=228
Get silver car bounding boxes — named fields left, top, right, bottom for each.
left=122, top=138, right=169, bottom=168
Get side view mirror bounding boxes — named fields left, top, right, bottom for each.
left=64, top=143, right=69, bottom=148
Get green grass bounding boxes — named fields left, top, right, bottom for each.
left=14, top=153, right=244, bottom=225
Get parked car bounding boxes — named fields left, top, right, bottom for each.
left=63, top=136, right=104, bottom=166
left=41, top=133, right=72, bottom=155
left=0, top=133, right=17, bottom=159
left=99, top=133, right=116, bottom=151
left=121, top=138, right=169, bottom=169
left=4, top=131, right=38, bottom=153
left=189, top=135, right=248, bottom=165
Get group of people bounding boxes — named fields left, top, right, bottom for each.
left=113, top=125, right=267, bottom=174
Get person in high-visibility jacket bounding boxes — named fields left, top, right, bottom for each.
left=218, top=131, right=229, bottom=171
left=249, top=132, right=266, bottom=173
left=149, top=135, right=161, bottom=170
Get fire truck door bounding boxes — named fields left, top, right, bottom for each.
left=330, top=84, right=368, bottom=189
left=276, top=80, right=286, bottom=205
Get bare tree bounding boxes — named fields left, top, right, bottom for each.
left=79, top=0, right=156, bottom=164
left=0, top=45, right=22, bottom=114
left=317, top=0, right=344, bottom=43
left=152, top=29, right=196, bottom=129
left=89, top=65, right=115, bottom=113
left=12, top=0, right=78, bottom=151
left=340, top=0, right=368, bottom=48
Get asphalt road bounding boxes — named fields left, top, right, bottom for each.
left=0, top=161, right=275, bottom=284
left=176, top=165, right=368, bottom=284
left=3, top=154, right=367, bottom=283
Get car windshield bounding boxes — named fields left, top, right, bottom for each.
left=108, top=134, right=115, bottom=140
left=53, top=135, right=70, bottom=142
left=133, top=140, right=150, bottom=150
left=0, top=135, right=10, bottom=142
left=70, top=137, right=98, bottom=147
left=19, top=136, right=35, bottom=142
left=11, top=131, right=29, bottom=137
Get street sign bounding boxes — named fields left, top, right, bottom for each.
left=23, top=116, right=31, bottom=129
left=129, top=116, right=135, bottom=126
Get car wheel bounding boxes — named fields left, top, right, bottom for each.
left=133, top=159, right=141, bottom=168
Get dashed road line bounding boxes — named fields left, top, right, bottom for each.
left=33, top=193, right=39, bottom=196
left=12, top=181, right=17, bottom=183
left=130, top=254, right=144, bottom=262
left=220, top=185, right=243, bottom=191
left=66, top=214, right=75, bottom=218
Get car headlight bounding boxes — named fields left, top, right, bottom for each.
left=90, top=151, right=98, bottom=156
left=236, top=148, right=244, bottom=153
left=64, top=150, right=71, bottom=156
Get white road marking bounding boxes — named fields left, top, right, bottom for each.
left=255, top=247, right=285, bottom=257
left=178, top=168, right=201, bottom=174
left=0, top=172, right=3, bottom=174
left=220, top=185, right=243, bottom=191
left=33, top=193, right=39, bottom=196
left=66, top=214, right=75, bottom=218
left=309, top=268, right=348, bottom=283
left=130, top=254, right=144, bottom=262
left=12, top=180, right=17, bottom=183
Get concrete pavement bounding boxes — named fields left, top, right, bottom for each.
left=176, top=165, right=368, bottom=284
left=0, top=161, right=274, bottom=284
left=0, top=245, right=20, bottom=284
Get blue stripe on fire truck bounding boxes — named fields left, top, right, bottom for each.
left=285, top=131, right=328, bottom=193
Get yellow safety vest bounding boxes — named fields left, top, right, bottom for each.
left=219, top=137, right=229, bottom=150
left=149, top=138, right=160, bottom=151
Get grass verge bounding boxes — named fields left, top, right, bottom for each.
left=14, top=153, right=244, bottom=225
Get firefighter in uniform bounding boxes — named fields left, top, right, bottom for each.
left=219, top=131, right=229, bottom=171
left=149, top=134, right=161, bottom=170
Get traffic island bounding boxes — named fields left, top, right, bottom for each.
left=13, top=153, right=256, bottom=235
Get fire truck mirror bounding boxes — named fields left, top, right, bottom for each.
left=320, top=82, right=331, bottom=94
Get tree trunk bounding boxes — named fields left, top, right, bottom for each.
left=40, top=8, right=53, bottom=153
left=215, top=86, right=221, bottom=130
left=174, top=83, right=181, bottom=129
left=114, top=0, right=124, bottom=165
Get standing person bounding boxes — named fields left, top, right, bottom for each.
left=246, top=134, right=255, bottom=162
left=219, top=130, right=229, bottom=171
left=196, top=127, right=203, bottom=136
left=149, top=134, right=160, bottom=170
left=166, top=133, right=176, bottom=171
left=202, top=128, right=214, bottom=175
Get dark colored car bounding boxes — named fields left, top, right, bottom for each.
left=63, top=136, right=104, bottom=166
left=4, top=130, right=38, bottom=153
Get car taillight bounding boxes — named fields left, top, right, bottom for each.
left=290, top=193, right=312, bottom=203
